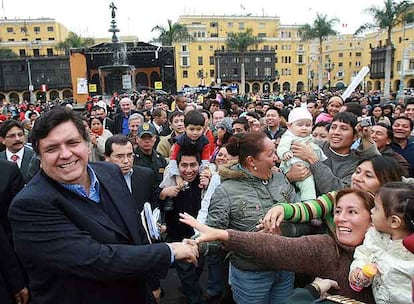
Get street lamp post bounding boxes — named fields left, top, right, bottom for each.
left=310, top=70, right=315, bottom=91
left=325, top=58, right=335, bottom=91
left=26, top=59, right=36, bottom=103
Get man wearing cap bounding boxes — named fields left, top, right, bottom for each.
left=134, top=122, right=167, bottom=187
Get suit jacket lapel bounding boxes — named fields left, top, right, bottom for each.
left=93, top=164, right=144, bottom=245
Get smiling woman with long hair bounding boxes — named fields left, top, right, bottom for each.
left=181, top=188, right=376, bottom=303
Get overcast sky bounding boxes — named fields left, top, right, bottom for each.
left=2, top=0, right=385, bottom=42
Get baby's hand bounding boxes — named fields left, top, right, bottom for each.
left=175, top=175, right=185, bottom=188
left=283, top=151, right=293, bottom=161
left=349, top=268, right=362, bottom=285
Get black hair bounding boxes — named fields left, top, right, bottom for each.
left=176, top=150, right=201, bottom=164
left=265, top=106, right=281, bottom=116
left=356, top=155, right=403, bottom=187
left=332, top=112, right=358, bottom=134
left=393, top=116, right=413, bottom=130
left=312, top=121, right=330, bottom=133
left=375, top=122, right=393, bottom=141
left=89, top=116, right=104, bottom=128
left=226, top=132, right=268, bottom=166
left=0, top=119, right=24, bottom=138
left=152, top=108, right=165, bottom=118
left=199, top=109, right=211, bottom=120
left=344, top=102, right=363, bottom=117
left=168, top=111, right=185, bottom=123
left=184, top=110, right=205, bottom=127
left=232, top=117, right=249, bottom=131
left=31, top=107, right=89, bottom=155
left=104, top=134, right=131, bottom=157
left=377, top=182, right=414, bottom=232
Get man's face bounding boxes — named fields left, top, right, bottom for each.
left=232, top=123, right=247, bottom=134
left=371, top=125, right=391, bottom=150
left=95, top=109, right=106, bottom=119
left=209, top=103, right=219, bottom=113
left=120, top=99, right=131, bottom=115
left=178, top=155, right=199, bottom=182
left=158, top=111, right=167, bottom=125
left=393, top=118, right=412, bottom=141
left=176, top=97, right=187, bottom=111
left=171, top=115, right=185, bottom=134
left=129, top=119, right=142, bottom=136
left=212, top=111, right=224, bottom=127
left=404, top=104, right=414, bottom=121
left=307, top=102, right=317, bottom=116
left=137, top=134, right=156, bottom=154
left=328, top=120, right=356, bottom=154
left=265, top=109, right=280, bottom=128
left=105, top=142, right=134, bottom=175
left=144, top=100, right=153, bottom=110
left=3, top=126, right=25, bottom=153
left=38, top=121, right=89, bottom=187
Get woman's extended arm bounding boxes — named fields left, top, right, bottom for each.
left=180, top=213, right=339, bottom=277
left=262, top=191, right=337, bottom=233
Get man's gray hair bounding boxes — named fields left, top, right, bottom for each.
left=128, top=113, right=144, bottom=124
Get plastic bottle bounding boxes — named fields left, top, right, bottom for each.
left=349, top=264, right=378, bottom=292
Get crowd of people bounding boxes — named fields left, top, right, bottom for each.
left=0, top=87, right=414, bottom=304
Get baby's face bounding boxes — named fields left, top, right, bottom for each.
left=289, top=119, right=313, bottom=137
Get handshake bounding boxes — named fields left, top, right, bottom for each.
left=169, top=238, right=200, bottom=265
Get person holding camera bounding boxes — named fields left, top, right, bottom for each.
left=159, top=152, right=204, bottom=304
left=286, top=112, right=379, bottom=195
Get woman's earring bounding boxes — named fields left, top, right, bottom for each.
left=253, top=166, right=257, bottom=171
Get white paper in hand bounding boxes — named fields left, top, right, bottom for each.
left=143, top=203, right=160, bottom=241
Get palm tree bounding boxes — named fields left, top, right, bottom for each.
left=151, top=19, right=192, bottom=46
left=55, top=32, right=95, bottom=55
left=226, top=28, right=262, bottom=95
left=300, top=14, right=338, bottom=91
left=356, top=0, right=414, bottom=98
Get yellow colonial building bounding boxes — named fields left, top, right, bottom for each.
left=0, top=18, right=69, bottom=57
left=175, top=14, right=414, bottom=94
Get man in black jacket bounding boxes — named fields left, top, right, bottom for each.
left=0, top=159, right=28, bottom=304
left=9, top=107, right=198, bottom=304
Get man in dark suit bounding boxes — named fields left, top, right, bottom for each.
left=0, top=119, right=40, bottom=183
left=0, top=159, right=29, bottom=304
left=104, top=134, right=158, bottom=210
left=9, top=107, right=198, bottom=304
left=95, top=106, right=114, bottom=132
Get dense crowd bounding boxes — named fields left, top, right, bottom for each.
left=0, top=87, right=414, bottom=304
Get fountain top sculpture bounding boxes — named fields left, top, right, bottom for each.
left=109, top=2, right=120, bottom=43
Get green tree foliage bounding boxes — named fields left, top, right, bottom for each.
left=0, top=48, right=18, bottom=59
left=55, top=32, right=95, bottom=55
left=356, top=0, right=414, bottom=98
left=226, top=28, right=262, bottom=94
left=151, top=19, right=192, bottom=46
left=300, top=13, right=338, bottom=91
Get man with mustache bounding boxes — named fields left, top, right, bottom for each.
left=0, top=120, right=39, bottom=183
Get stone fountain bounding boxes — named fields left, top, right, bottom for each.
left=98, top=2, right=136, bottom=95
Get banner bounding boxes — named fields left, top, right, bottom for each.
left=77, top=78, right=88, bottom=94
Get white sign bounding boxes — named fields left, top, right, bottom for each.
left=77, top=78, right=88, bottom=94
left=122, top=75, right=132, bottom=89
